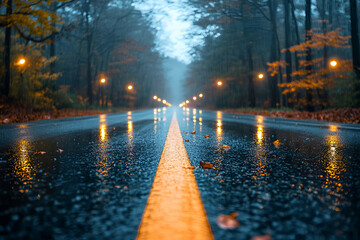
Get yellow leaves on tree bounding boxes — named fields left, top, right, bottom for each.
left=0, top=0, right=69, bottom=38
left=285, top=30, right=350, bottom=52
left=268, top=29, right=353, bottom=101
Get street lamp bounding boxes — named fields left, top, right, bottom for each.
left=162, top=100, right=167, bottom=104
left=217, top=81, right=223, bottom=86
left=127, top=84, right=133, bottom=90
left=330, top=60, right=337, bottom=67
left=258, top=73, right=264, bottom=79
left=100, top=78, right=106, bottom=84
left=18, top=58, right=26, bottom=66
left=153, top=95, right=158, bottom=100
left=193, top=96, right=197, bottom=101
left=157, top=98, right=161, bottom=102
left=199, top=93, right=203, bottom=98
left=186, top=100, right=189, bottom=104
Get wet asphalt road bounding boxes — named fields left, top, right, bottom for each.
left=1, top=107, right=360, bottom=240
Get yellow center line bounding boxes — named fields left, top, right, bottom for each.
left=137, top=112, right=213, bottom=240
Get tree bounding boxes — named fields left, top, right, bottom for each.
left=349, top=0, right=360, bottom=78
left=1, top=0, right=71, bottom=96
left=283, top=0, right=293, bottom=107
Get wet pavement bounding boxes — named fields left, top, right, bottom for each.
left=0, top=109, right=171, bottom=239
left=178, top=108, right=360, bottom=240
left=0, top=107, right=360, bottom=240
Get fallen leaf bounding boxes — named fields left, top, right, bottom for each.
left=115, top=185, right=121, bottom=189
left=204, top=135, right=210, bottom=138
left=183, top=131, right=188, bottom=134
left=191, top=130, right=196, bottom=134
left=222, top=145, right=231, bottom=149
left=216, top=212, right=240, bottom=229
left=273, top=140, right=281, bottom=148
left=185, top=139, right=189, bottom=142
left=200, top=161, right=214, bottom=169
left=57, top=149, right=64, bottom=153
left=251, top=234, right=272, bottom=240
left=188, top=166, right=196, bottom=170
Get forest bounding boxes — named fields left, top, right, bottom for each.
left=0, top=0, right=167, bottom=111
left=185, top=0, right=360, bottom=111
left=1, top=0, right=360, bottom=117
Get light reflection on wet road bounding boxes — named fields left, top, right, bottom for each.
left=178, top=108, right=360, bottom=240
left=0, top=109, right=172, bottom=239
left=0, top=108, right=360, bottom=240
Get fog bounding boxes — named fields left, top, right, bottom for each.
left=162, top=58, right=188, bottom=105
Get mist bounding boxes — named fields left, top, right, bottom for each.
left=162, top=58, right=188, bottom=105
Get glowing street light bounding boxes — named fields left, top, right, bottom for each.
left=100, top=78, right=106, bottom=84
left=127, top=85, right=133, bottom=90
left=18, top=58, right=26, bottom=65
left=217, top=81, right=223, bottom=86
left=162, top=100, right=167, bottom=104
left=153, top=95, right=158, bottom=100
left=193, top=96, right=197, bottom=101
left=199, top=93, right=203, bottom=98
left=330, top=60, right=337, bottom=67
left=258, top=73, right=264, bottom=79
left=186, top=100, right=189, bottom=104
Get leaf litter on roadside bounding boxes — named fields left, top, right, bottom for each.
left=222, top=145, right=231, bottom=149
left=216, top=212, right=240, bottom=229
left=204, top=135, right=210, bottom=138
left=191, top=130, right=196, bottom=134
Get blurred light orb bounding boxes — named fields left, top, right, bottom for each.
left=162, top=100, right=166, bottom=104
left=19, top=58, right=26, bottom=65
left=153, top=95, right=158, bottom=100
left=330, top=60, right=337, bottom=67
left=100, top=78, right=106, bottom=83
left=258, top=73, right=264, bottom=79
left=199, top=93, right=203, bottom=98
left=186, top=100, right=189, bottom=104
left=217, top=81, right=223, bottom=86
left=193, top=96, right=197, bottom=101
left=127, top=85, right=133, bottom=90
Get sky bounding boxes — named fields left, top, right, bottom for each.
left=135, top=0, right=204, bottom=64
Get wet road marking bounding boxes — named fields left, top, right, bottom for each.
left=137, top=112, right=213, bottom=240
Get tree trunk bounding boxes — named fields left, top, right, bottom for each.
left=350, top=0, right=360, bottom=78
left=49, top=2, right=57, bottom=75
left=242, top=2, right=255, bottom=108
left=247, top=43, right=256, bottom=107
left=85, top=3, right=93, bottom=105
left=305, top=0, right=314, bottom=111
left=268, top=0, right=280, bottom=108
left=4, top=0, right=12, bottom=96
left=283, top=0, right=292, bottom=107
left=321, top=0, right=328, bottom=108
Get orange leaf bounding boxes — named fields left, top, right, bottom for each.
left=216, top=212, right=240, bottom=229
left=273, top=140, right=281, bottom=148
left=199, top=161, right=214, bottom=169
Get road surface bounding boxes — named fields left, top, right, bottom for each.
left=0, top=108, right=359, bottom=240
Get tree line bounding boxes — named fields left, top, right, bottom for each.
left=0, top=0, right=166, bottom=110
left=185, top=0, right=360, bottom=111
